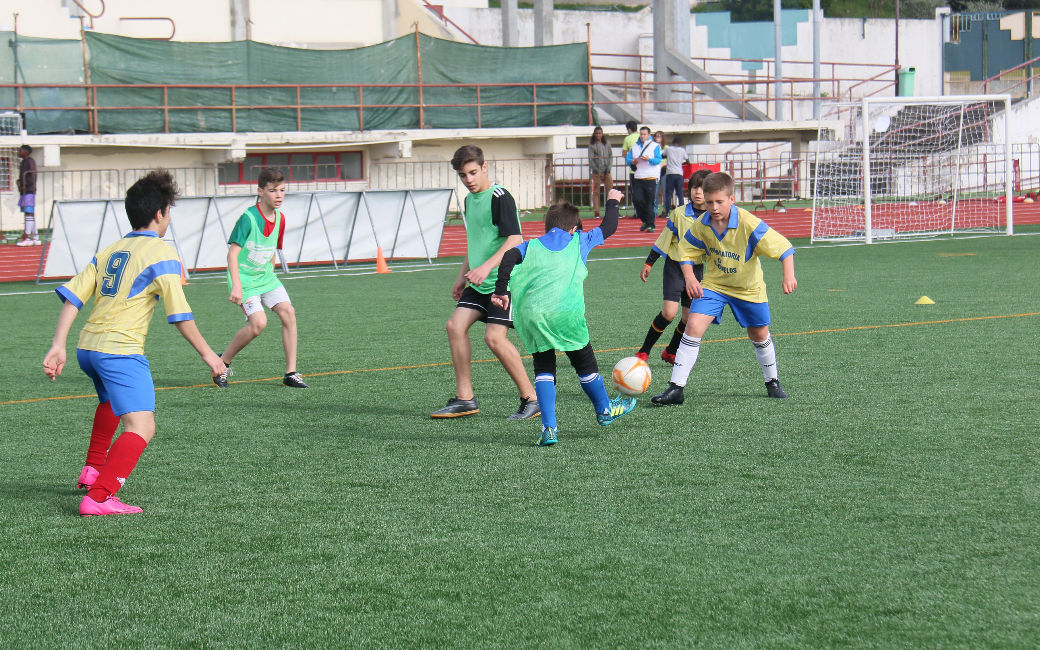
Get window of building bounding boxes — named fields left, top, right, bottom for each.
left=217, top=151, right=364, bottom=184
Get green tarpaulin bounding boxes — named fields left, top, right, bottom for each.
left=80, top=32, right=589, bottom=134
left=0, top=32, right=87, bottom=133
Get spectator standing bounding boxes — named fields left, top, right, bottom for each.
left=16, top=145, right=39, bottom=246
left=663, top=137, right=688, bottom=212
left=625, top=126, right=663, bottom=232
left=587, top=127, right=613, bottom=218
left=621, top=121, right=640, bottom=217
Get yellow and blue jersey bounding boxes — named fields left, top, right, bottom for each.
left=56, top=230, right=193, bottom=355
left=651, top=203, right=704, bottom=262
left=678, top=205, right=794, bottom=303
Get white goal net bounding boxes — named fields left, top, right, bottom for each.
left=0, top=112, right=22, bottom=233
left=812, top=95, right=1012, bottom=243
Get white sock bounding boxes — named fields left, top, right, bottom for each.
left=25, top=215, right=36, bottom=238
left=752, top=336, right=778, bottom=381
left=669, top=334, right=701, bottom=387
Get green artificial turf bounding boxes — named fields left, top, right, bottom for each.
left=0, top=234, right=1038, bottom=649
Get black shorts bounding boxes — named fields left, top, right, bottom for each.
left=531, top=343, right=599, bottom=377
left=457, top=285, right=513, bottom=327
left=662, top=257, right=703, bottom=307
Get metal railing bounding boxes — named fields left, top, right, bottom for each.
left=0, top=80, right=598, bottom=134
left=979, top=53, right=1040, bottom=99
left=0, top=69, right=898, bottom=136
left=590, top=51, right=900, bottom=120
left=551, top=153, right=803, bottom=208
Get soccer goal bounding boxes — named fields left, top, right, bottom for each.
left=811, top=95, right=1012, bottom=243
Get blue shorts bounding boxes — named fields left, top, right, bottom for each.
left=77, top=349, right=155, bottom=416
left=19, top=194, right=34, bottom=214
left=691, top=288, right=771, bottom=328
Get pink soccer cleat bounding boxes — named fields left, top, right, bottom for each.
left=77, top=466, right=100, bottom=489
left=79, top=495, right=143, bottom=517
left=661, top=350, right=676, bottom=365
left=635, top=351, right=649, bottom=361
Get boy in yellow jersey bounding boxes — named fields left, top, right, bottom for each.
left=215, top=167, right=308, bottom=389
left=635, top=168, right=711, bottom=365
left=42, top=170, right=225, bottom=516
left=651, top=172, right=797, bottom=405
left=430, top=145, right=539, bottom=420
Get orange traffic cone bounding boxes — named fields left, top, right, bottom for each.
left=179, top=258, right=190, bottom=285
left=375, top=247, right=391, bottom=274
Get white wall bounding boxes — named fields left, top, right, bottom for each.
left=446, top=6, right=944, bottom=99
left=0, top=0, right=383, bottom=46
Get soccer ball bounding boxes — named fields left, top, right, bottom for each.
left=612, top=356, right=652, bottom=396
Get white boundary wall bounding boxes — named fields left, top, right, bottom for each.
left=43, top=189, right=453, bottom=279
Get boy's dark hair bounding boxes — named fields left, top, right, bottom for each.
left=257, top=167, right=285, bottom=188
left=125, top=169, right=179, bottom=230
left=19, top=144, right=31, bottom=154
left=702, top=171, right=735, bottom=196
left=671, top=136, right=682, bottom=145
left=544, top=201, right=581, bottom=233
left=451, top=145, right=484, bottom=171
left=688, top=168, right=712, bottom=194
left=625, top=120, right=638, bottom=133
left=639, top=126, right=650, bottom=135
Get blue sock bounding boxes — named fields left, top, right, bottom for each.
left=534, top=373, right=557, bottom=430
left=579, top=373, right=610, bottom=414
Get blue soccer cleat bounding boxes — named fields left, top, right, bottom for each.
left=597, top=395, right=637, bottom=426
left=538, top=427, right=558, bottom=446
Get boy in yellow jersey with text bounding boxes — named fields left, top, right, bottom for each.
left=430, top=145, right=539, bottom=420
left=215, top=167, right=308, bottom=388
left=635, top=168, right=711, bottom=365
left=43, top=170, right=225, bottom=516
left=651, top=172, right=797, bottom=405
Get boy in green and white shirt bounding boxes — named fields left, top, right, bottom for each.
left=215, top=167, right=308, bottom=389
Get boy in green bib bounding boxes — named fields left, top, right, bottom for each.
left=215, top=168, right=308, bottom=389
left=431, top=146, right=539, bottom=420
left=492, top=190, right=636, bottom=446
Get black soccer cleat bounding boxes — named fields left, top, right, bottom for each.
left=283, top=371, right=310, bottom=388
left=650, top=382, right=685, bottom=406
left=765, top=379, right=788, bottom=399
left=506, top=397, right=540, bottom=421
left=213, top=363, right=232, bottom=388
left=430, top=396, right=479, bottom=419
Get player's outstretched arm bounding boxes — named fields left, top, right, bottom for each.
left=174, top=320, right=226, bottom=377
left=781, top=255, right=797, bottom=294
left=43, top=301, right=80, bottom=381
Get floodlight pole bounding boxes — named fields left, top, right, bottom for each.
left=812, top=0, right=821, bottom=119
left=774, top=0, right=783, bottom=120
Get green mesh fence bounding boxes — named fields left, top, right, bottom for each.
left=0, top=32, right=87, bottom=133
left=79, top=32, right=589, bottom=134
